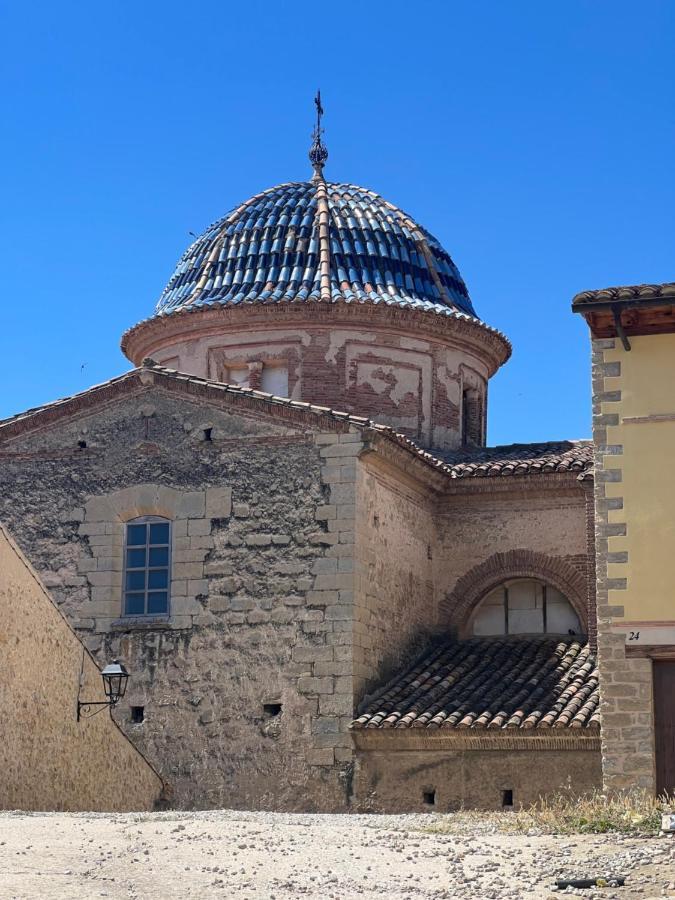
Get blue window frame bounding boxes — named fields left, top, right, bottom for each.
left=123, top=517, right=171, bottom=616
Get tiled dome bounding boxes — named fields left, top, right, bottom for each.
left=155, top=181, right=477, bottom=319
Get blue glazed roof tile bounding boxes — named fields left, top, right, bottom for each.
left=154, top=180, right=479, bottom=320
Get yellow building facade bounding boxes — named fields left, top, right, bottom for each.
left=574, top=282, right=675, bottom=795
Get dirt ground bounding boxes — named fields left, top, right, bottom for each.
left=1, top=809, right=675, bottom=899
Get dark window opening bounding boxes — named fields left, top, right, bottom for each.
left=203, top=427, right=213, bottom=442
left=263, top=703, right=282, bottom=717
left=423, top=790, right=436, bottom=806
left=502, top=789, right=513, bottom=807
left=77, top=440, right=87, bottom=449
left=462, top=387, right=483, bottom=447
left=131, top=706, right=145, bottom=724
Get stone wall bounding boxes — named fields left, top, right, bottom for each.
left=353, top=736, right=602, bottom=812
left=0, top=524, right=163, bottom=812
left=353, top=455, right=435, bottom=698
left=0, top=383, right=360, bottom=809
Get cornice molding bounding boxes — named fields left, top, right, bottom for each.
left=121, top=300, right=511, bottom=377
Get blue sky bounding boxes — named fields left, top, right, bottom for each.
left=1, top=1, right=673, bottom=443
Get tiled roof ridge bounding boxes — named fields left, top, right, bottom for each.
left=352, top=637, right=600, bottom=732
left=0, top=364, right=375, bottom=434
left=572, top=281, right=675, bottom=307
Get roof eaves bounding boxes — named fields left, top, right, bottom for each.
left=572, top=281, right=675, bottom=310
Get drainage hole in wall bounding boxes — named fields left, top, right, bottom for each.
left=263, top=703, right=282, bottom=717
left=131, top=706, right=145, bottom=724
left=77, top=440, right=87, bottom=449
left=502, top=789, right=513, bottom=808
left=423, top=790, right=436, bottom=806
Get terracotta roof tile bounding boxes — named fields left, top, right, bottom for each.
left=437, top=440, right=593, bottom=479
left=352, top=638, right=599, bottom=731
left=572, top=281, right=675, bottom=307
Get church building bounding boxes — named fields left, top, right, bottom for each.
left=0, top=119, right=601, bottom=811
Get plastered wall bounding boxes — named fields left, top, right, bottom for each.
left=0, top=525, right=163, bottom=812
left=590, top=334, right=675, bottom=793
left=601, top=333, right=675, bottom=627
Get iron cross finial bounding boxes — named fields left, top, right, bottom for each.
left=315, top=90, right=324, bottom=131
left=309, top=89, right=328, bottom=180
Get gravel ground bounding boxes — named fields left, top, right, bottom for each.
left=1, top=809, right=674, bottom=899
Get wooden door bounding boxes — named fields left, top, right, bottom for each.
left=654, top=661, right=675, bottom=796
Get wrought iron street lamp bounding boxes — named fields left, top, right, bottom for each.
left=77, top=660, right=130, bottom=721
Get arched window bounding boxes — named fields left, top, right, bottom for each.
left=123, top=517, right=171, bottom=616
left=470, top=578, right=581, bottom=636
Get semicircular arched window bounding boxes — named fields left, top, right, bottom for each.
left=470, top=578, right=581, bottom=637
left=123, top=516, right=171, bottom=616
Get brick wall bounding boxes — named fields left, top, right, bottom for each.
left=434, top=481, right=591, bottom=635
left=131, top=304, right=502, bottom=450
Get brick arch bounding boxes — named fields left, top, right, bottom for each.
left=440, top=549, right=588, bottom=633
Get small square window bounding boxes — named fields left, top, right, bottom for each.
left=423, top=790, right=436, bottom=806
left=263, top=703, right=282, bottom=717
left=131, top=706, right=145, bottom=724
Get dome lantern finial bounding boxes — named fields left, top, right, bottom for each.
left=309, top=89, right=328, bottom=181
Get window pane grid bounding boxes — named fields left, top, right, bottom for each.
left=123, top=518, right=170, bottom=616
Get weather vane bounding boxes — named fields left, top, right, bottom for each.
left=309, top=89, right=328, bottom=180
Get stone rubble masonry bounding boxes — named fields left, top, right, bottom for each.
left=591, top=338, right=655, bottom=793
left=0, top=389, right=360, bottom=810
left=0, top=523, right=164, bottom=812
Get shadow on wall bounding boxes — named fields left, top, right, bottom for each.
left=0, top=522, right=165, bottom=812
